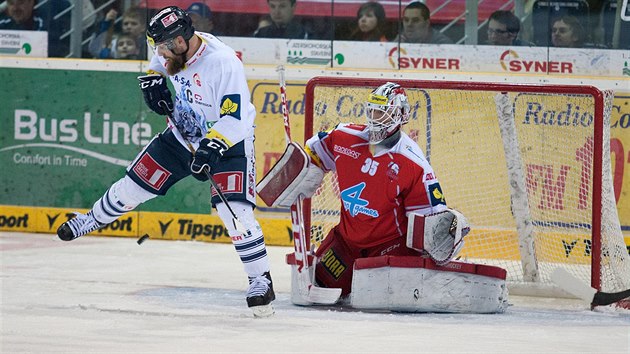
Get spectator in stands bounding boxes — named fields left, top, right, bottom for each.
left=254, top=0, right=308, bottom=39
left=88, top=8, right=118, bottom=58
left=253, top=15, right=273, bottom=37
left=88, top=6, right=147, bottom=59
left=393, top=1, right=452, bottom=44
left=0, top=0, right=39, bottom=29
left=347, top=1, right=389, bottom=42
left=187, top=2, right=215, bottom=34
left=551, top=15, right=586, bottom=48
left=114, top=33, right=140, bottom=59
left=119, top=7, right=147, bottom=58
left=0, top=0, right=71, bottom=57
left=486, top=10, right=532, bottom=46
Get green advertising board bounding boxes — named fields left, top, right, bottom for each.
left=0, top=67, right=213, bottom=214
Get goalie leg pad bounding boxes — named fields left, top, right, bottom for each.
left=350, top=256, right=509, bottom=313
left=407, top=208, right=470, bottom=265
left=256, top=142, right=324, bottom=207
left=286, top=252, right=316, bottom=306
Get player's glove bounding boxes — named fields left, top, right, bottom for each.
left=138, top=74, right=173, bottom=115
left=191, top=138, right=229, bottom=174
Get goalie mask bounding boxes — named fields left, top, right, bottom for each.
left=365, top=82, right=410, bottom=144
left=146, top=6, right=194, bottom=51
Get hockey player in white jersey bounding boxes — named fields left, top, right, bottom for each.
left=56, top=6, right=275, bottom=317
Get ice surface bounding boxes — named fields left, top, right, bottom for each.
left=1, top=232, right=628, bottom=353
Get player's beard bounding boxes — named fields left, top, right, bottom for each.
left=165, top=54, right=186, bottom=76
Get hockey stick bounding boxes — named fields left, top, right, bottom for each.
left=277, top=65, right=341, bottom=304
left=551, top=268, right=630, bottom=307
left=164, top=114, right=250, bottom=237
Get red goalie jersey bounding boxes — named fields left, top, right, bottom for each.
left=306, top=123, right=447, bottom=249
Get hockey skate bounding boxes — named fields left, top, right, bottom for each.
left=57, top=211, right=104, bottom=241
left=246, top=271, right=275, bottom=317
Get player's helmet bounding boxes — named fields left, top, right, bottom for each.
left=146, top=6, right=194, bottom=49
left=364, top=82, right=410, bottom=144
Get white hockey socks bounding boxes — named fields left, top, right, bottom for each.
left=215, top=201, right=271, bottom=277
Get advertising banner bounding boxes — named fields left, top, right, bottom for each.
left=0, top=68, right=211, bottom=214
left=0, top=30, right=48, bottom=57
left=0, top=66, right=628, bottom=248
left=333, top=42, right=629, bottom=77
left=0, top=69, right=296, bottom=244
left=222, top=38, right=630, bottom=78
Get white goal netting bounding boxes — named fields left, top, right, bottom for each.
left=303, top=78, right=630, bottom=296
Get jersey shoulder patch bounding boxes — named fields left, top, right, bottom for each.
left=220, top=94, right=241, bottom=120
left=428, top=182, right=446, bottom=206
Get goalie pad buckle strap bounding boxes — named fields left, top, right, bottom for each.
left=256, top=142, right=324, bottom=208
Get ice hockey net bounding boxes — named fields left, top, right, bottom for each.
left=302, top=77, right=630, bottom=299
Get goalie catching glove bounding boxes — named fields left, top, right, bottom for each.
left=407, top=208, right=470, bottom=265
left=138, top=74, right=174, bottom=116
left=257, top=142, right=324, bottom=207
left=191, top=138, right=229, bottom=174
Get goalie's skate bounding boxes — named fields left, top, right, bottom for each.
left=57, top=211, right=104, bottom=241
left=246, top=271, right=275, bottom=317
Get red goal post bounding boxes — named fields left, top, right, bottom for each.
left=302, top=77, right=630, bottom=299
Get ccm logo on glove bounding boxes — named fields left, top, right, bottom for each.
left=138, top=74, right=174, bottom=116
left=191, top=138, right=229, bottom=174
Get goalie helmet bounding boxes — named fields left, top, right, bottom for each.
left=146, top=6, right=194, bottom=49
left=364, top=82, right=410, bottom=144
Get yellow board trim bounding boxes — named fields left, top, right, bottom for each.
left=3, top=204, right=628, bottom=262
left=0, top=205, right=292, bottom=246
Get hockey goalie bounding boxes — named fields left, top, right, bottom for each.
left=258, top=82, right=508, bottom=313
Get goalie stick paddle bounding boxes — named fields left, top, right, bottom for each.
left=277, top=65, right=342, bottom=305
left=551, top=268, right=630, bottom=307
left=164, top=115, right=250, bottom=237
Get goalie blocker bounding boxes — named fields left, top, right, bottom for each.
left=256, top=142, right=324, bottom=208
